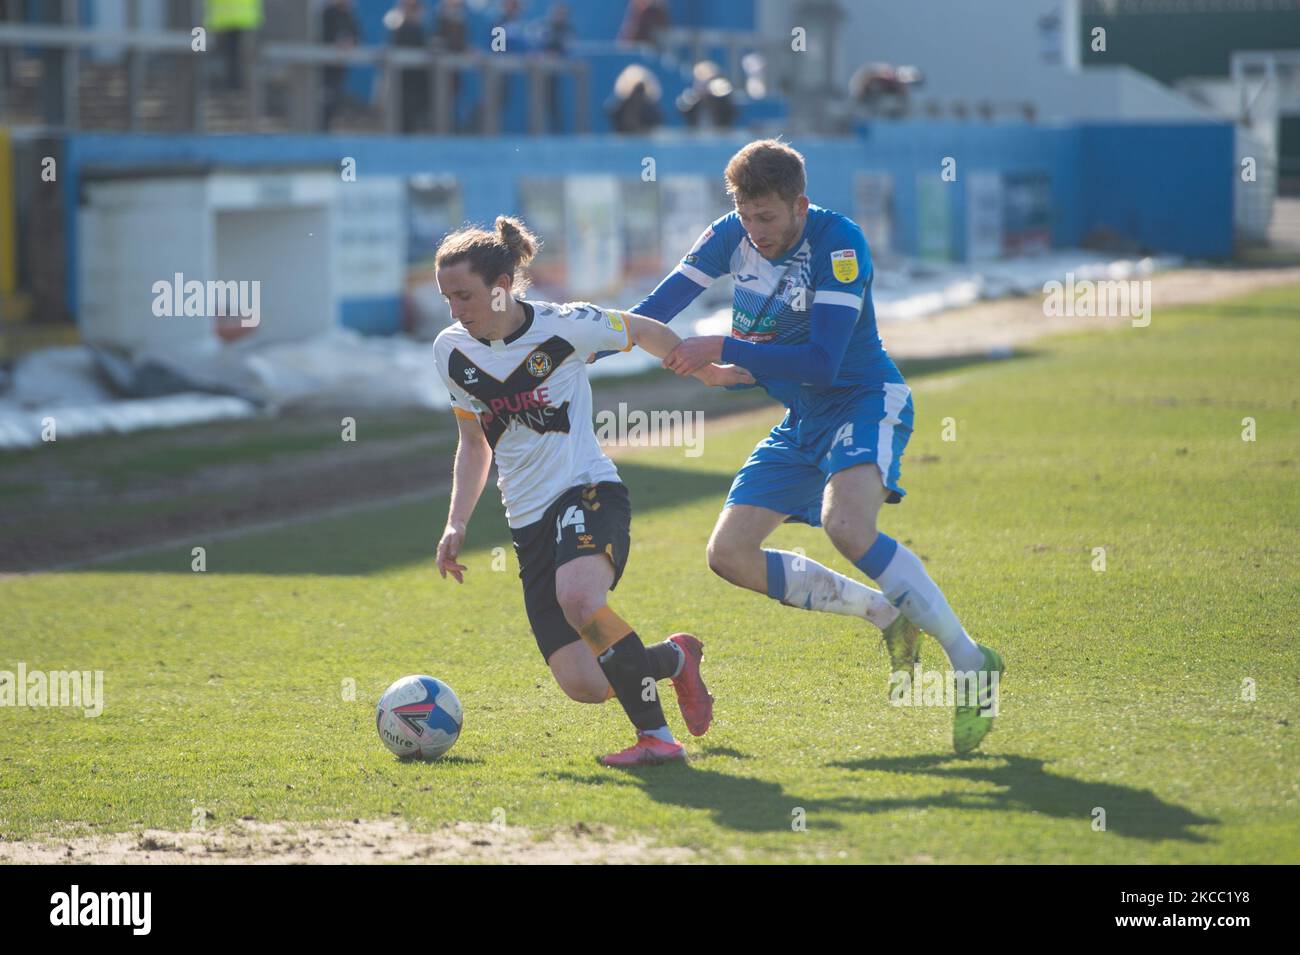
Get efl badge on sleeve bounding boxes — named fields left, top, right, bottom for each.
left=688, top=226, right=714, bottom=254
left=830, top=249, right=859, bottom=283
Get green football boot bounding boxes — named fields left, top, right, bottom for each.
left=881, top=612, right=923, bottom=700
left=952, top=644, right=1005, bottom=755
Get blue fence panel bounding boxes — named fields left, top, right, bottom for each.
left=1079, top=123, right=1234, bottom=258
left=61, top=120, right=1235, bottom=332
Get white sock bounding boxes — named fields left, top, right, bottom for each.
left=764, top=549, right=899, bottom=630
left=642, top=726, right=674, bottom=743
left=855, top=535, right=984, bottom=672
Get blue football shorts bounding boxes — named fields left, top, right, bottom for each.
left=724, top=382, right=914, bottom=527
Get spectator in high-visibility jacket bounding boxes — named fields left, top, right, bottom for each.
left=206, top=0, right=264, bottom=91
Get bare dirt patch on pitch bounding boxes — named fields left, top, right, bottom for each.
left=0, top=819, right=697, bottom=865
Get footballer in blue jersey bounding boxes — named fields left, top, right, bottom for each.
left=634, top=140, right=1005, bottom=754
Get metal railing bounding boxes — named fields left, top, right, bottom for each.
left=643, top=26, right=768, bottom=89
left=0, top=22, right=590, bottom=135
left=260, top=43, right=588, bottom=135
left=0, top=24, right=199, bottom=130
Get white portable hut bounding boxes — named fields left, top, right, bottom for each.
left=77, top=167, right=338, bottom=353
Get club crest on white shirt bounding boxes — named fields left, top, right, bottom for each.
left=527, top=351, right=553, bottom=377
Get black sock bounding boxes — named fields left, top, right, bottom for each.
left=596, top=632, right=669, bottom=733
left=646, top=641, right=683, bottom=682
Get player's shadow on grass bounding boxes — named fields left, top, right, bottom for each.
left=546, top=767, right=875, bottom=834
left=828, top=753, right=1216, bottom=843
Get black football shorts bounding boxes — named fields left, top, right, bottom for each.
left=509, top=481, right=632, bottom=662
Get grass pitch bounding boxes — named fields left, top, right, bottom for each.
left=2, top=284, right=1297, bottom=863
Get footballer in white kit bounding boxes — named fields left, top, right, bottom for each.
left=432, top=216, right=751, bottom=767
left=434, top=299, right=627, bottom=532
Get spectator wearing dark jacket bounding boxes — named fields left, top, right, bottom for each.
left=677, top=60, right=735, bottom=130
left=434, top=0, right=468, bottom=52
left=607, top=64, right=663, bottom=135
left=433, top=0, right=469, bottom=131
left=386, top=0, right=429, bottom=133
left=619, top=0, right=669, bottom=47
left=539, top=4, right=572, bottom=133
left=321, top=0, right=361, bottom=130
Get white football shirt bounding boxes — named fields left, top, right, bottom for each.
left=433, top=299, right=634, bottom=529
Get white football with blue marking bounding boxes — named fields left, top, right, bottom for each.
left=376, top=675, right=463, bottom=760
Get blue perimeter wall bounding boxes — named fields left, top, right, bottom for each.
left=62, top=121, right=1234, bottom=334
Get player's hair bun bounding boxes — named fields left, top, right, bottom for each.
left=436, top=216, right=539, bottom=295
left=495, top=215, right=540, bottom=269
